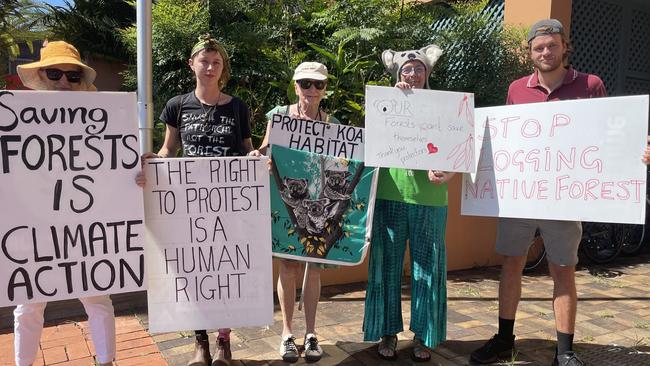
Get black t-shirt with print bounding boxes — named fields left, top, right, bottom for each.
left=160, top=92, right=252, bottom=157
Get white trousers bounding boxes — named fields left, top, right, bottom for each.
left=14, top=295, right=116, bottom=366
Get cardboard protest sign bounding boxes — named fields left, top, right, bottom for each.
left=0, top=90, right=144, bottom=306
left=462, top=95, right=649, bottom=224
left=364, top=85, right=476, bottom=172
left=144, top=157, right=273, bottom=333
left=268, top=114, right=377, bottom=265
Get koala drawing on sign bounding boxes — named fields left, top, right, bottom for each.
left=280, top=177, right=309, bottom=229
left=323, top=170, right=352, bottom=201
left=322, top=169, right=352, bottom=214
left=302, top=198, right=332, bottom=235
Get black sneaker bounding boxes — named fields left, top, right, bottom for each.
left=470, top=334, right=516, bottom=364
left=552, top=351, right=585, bottom=366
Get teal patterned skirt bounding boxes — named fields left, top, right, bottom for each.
left=363, top=199, right=448, bottom=349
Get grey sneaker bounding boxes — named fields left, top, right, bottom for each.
left=303, top=333, right=323, bottom=362
left=279, top=334, right=300, bottom=363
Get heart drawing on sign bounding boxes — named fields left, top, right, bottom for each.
left=426, top=143, right=439, bottom=154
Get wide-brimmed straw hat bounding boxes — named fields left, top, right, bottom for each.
left=17, top=40, right=96, bottom=90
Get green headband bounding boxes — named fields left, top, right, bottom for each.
left=191, top=34, right=229, bottom=59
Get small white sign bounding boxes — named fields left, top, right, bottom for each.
left=364, top=85, right=476, bottom=172
left=0, top=90, right=144, bottom=306
left=144, top=157, right=273, bottom=333
left=461, top=95, right=649, bottom=224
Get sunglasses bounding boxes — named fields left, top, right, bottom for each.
left=44, top=68, right=83, bottom=83
left=297, top=79, right=326, bottom=90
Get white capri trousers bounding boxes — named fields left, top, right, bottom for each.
left=14, top=295, right=116, bottom=366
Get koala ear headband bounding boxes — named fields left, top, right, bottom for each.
left=381, top=44, right=443, bottom=88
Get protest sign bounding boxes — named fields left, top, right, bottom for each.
left=462, top=95, right=649, bottom=224
left=268, top=113, right=365, bottom=160
left=144, top=157, right=273, bottom=333
left=0, top=90, right=144, bottom=306
left=364, top=85, right=476, bottom=172
left=269, top=116, right=377, bottom=265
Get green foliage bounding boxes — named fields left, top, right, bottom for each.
left=113, top=0, right=528, bottom=149
left=41, top=0, right=135, bottom=61
left=305, top=0, right=454, bottom=125
left=430, top=12, right=532, bottom=107
left=206, top=0, right=329, bottom=140
left=202, top=0, right=460, bottom=129
left=0, top=0, right=49, bottom=86
left=120, top=0, right=209, bottom=149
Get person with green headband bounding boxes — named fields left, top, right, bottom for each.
left=137, top=34, right=255, bottom=366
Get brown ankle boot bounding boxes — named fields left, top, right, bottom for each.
left=211, top=336, right=231, bottom=366
left=187, top=337, right=211, bottom=366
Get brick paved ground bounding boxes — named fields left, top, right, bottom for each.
left=2, top=254, right=650, bottom=365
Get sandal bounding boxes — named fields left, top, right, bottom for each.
left=377, top=335, right=398, bottom=361
left=411, top=338, right=431, bottom=363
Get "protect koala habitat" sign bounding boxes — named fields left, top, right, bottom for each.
left=268, top=114, right=378, bottom=265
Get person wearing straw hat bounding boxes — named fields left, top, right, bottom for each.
left=251, top=61, right=339, bottom=363
left=137, top=34, right=254, bottom=366
left=362, top=44, right=451, bottom=363
left=16, top=40, right=97, bottom=92
left=13, top=40, right=116, bottom=366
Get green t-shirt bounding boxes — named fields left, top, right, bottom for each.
left=265, top=105, right=341, bottom=124
left=376, top=168, right=448, bottom=207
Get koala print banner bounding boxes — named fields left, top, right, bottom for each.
left=268, top=117, right=378, bottom=265
left=364, top=85, right=477, bottom=172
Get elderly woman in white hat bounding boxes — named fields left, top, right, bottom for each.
left=14, top=40, right=115, bottom=366
left=252, top=61, right=339, bottom=363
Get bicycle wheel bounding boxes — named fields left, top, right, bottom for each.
left=524, top=229, right=546, bottom=272
left=618, top=224, right=645, bottom=255
left=580, top=222, right=622, bottom=264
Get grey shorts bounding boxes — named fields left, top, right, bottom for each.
left=496, top=218, right=582, bottom=266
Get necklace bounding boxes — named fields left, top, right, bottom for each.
left=196, top=89, right=222, bottom=125
left=297, top=101, right=322, bottom=121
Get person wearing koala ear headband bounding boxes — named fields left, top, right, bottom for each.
left=363, top=44, right=453, bottom=363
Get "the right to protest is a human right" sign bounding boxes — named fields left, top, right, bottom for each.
left=143, top=156, right=273, bottom=333
left=461, top=95, right=649, bottom=224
